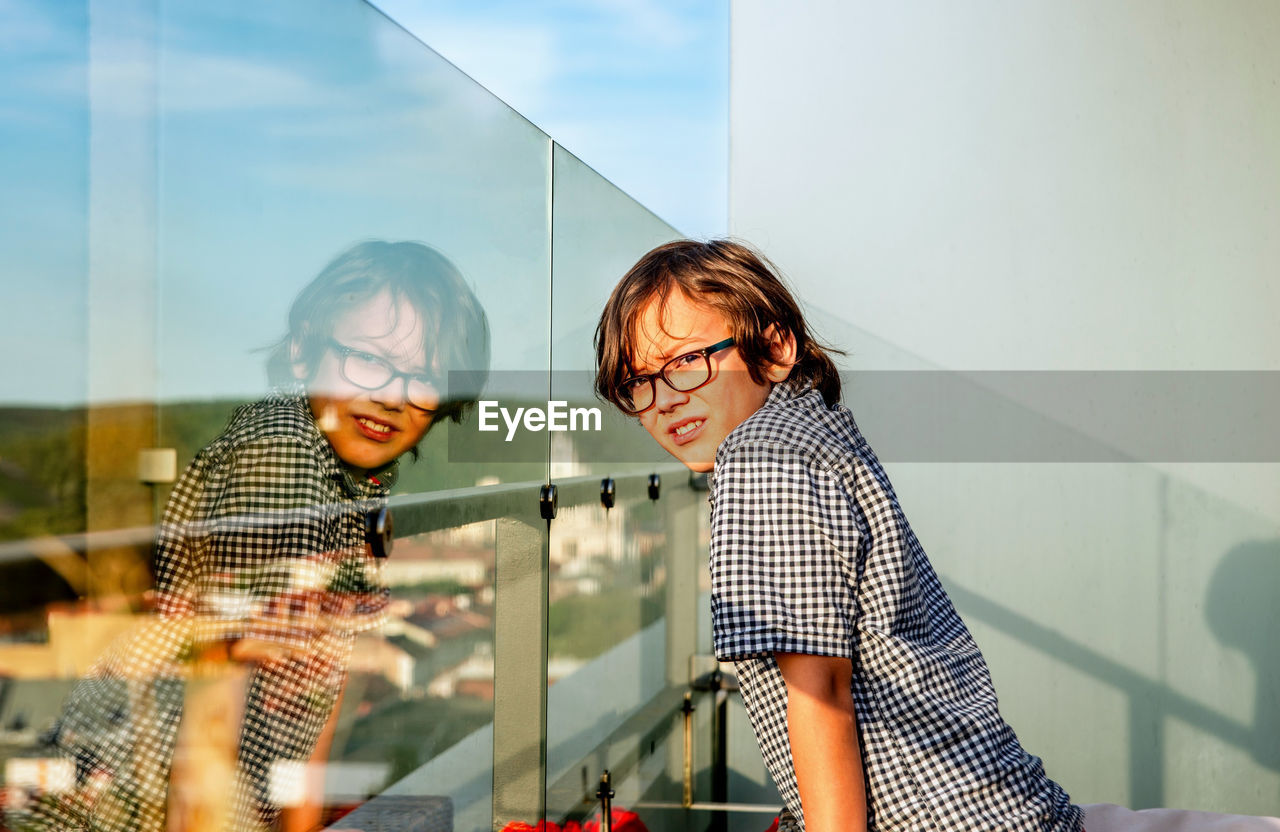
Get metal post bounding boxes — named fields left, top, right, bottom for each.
left=86, top=0, right=160, bottom=605
left=663, top=480, right=700, bottom=829
left=596, top=770, right=615, bottom=832
left=681, top=692, right=695, bottom=809
left=492, top=514, right=549, bottom=829
left=664, top=487, right=699, bottom=685
left=712, top=686, right=728, bottom=832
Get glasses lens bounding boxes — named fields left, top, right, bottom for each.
left=406, top=377, right=441, bottom=411
left=341, top=351, right=394, bottom=389
left=664, top=352, right=711, bottom=392
left=620, top=377, right=654, bottom=414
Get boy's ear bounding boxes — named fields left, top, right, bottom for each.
left=762, top=324, right=798, bottom=383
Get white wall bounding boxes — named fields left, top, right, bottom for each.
left=730, top=0, right=1280, bottom=815
left=731, top=0, right=1279, bottom=372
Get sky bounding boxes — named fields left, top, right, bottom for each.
left=369, top=0, right=729, bottom=239
left=0, top=0, right=727, bottom=406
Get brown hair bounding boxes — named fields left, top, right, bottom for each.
left=594, top=239, right=843, bottom=408
left=267, top=240, right=490, bottom=424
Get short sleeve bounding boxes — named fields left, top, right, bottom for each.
left=153, top=450, right=220, bottom=618
left=710, top=441, right=861, bottom=661
left=154, top=434, right=351, bottom=644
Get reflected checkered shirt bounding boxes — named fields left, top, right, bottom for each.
left=20, top=394, right=392, bottom=832
left=711, top=382, right=1083, bottom=832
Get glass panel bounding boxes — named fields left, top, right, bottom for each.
left=0, top=0, right=171, bottom=822
left=2, top=0, right=554, bottom=829
left=0, top=2, right=737, bottom=829
left=548, top=143, right=679, bottom=479
left=545, top=488, right=668, bottom=815
left=154, top=0, right=551, bottom=491
left=334, top=521, right=499, bottom=832
left=547, top=685, right=780, bottom=832
left=0, top=0, right=92, bottom=817
left=540, top=142, right=701, bottom=824
left=150, top=0, right=552, bottom=829
left=0, top=1, right=89, bottom=543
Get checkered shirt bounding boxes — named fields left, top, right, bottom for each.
left=711, top=381, right=1082, bottom=832
left=16, top=394, right=393, bottom=832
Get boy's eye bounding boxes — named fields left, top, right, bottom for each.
left=352, top=352, right=393, bottom=374
left=336, top=347, right=395, bottom=386
left=667, top=352, right=702, bottom=370
left=621, top=376, right=650, bottom=393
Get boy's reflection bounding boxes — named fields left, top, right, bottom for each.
left=22, top=241, right=489, bottom=831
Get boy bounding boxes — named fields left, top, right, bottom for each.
left=595, top=240, right=1082, bottom=832
left=20, top=241, right=489, bottom=832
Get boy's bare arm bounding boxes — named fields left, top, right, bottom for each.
left=774, top=652, right=867, bottom=832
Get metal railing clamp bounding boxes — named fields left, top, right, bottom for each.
left=365, top=504, right=394, bottom=558
left=540, top=483, right=558, bottom=520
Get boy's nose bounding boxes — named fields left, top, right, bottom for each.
left=653, top=377, right=689, bottom=412
left=370, top=377, right=408, bottom=410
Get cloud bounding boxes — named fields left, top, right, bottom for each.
left=372, top=2, right=562, bottom=116
left=365, top=0, right=727, bottom=235
left=0, top=0, right=65, bottom=52
left=159, top=52, right=331, bottom=113
left=569, top=0, right=696, bottom=50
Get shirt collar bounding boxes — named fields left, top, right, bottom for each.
left=711, top=377, right=818, bottom=491
left=762, top=376, right=816, bottom=409
left=273, top=390, right=398, bottom=497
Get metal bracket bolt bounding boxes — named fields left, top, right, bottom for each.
left=540, top=483, right=558, bottom=520
left=596, top=770, right=615, bottom=832
left=365, top=505, right=394, bottom=558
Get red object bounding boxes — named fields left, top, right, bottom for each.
left=501, top=808, right=650, bottom=832
left=763, top=818, right=779, bottom=832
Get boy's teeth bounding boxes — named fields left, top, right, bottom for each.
left=675, top=420, right=703, bottom=436
left=358, top=418, right=391, bottom=434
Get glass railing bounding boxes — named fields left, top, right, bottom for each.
left=0, top=1, right=715, bottom=830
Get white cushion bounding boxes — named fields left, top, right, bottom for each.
left=1083, top=804, right=1280, bottom=832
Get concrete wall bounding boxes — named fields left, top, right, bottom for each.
left=730, top=0, right=1280, bottom=814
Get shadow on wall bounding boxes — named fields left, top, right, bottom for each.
left=1206, top=539, right=1280, bottom=774
left=944, top=533, right=1280, bottom=811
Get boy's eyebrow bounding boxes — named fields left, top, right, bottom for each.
left=629, top=336, right=703, bottom=375
left=345, top=335, right=431, bottom=374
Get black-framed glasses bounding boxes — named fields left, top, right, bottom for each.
left=618, top=337, right=736, bottom=414
left=328, top=339, right=440, bottom=412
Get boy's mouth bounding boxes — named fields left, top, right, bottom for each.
left=355, top=415, right=397, bottom=442
left=669, top=418, right=705, bottom=446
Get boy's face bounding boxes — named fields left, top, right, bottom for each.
left=298, top=288, right=435, bottom=475
left=630, top=290, right=788, bottom=473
